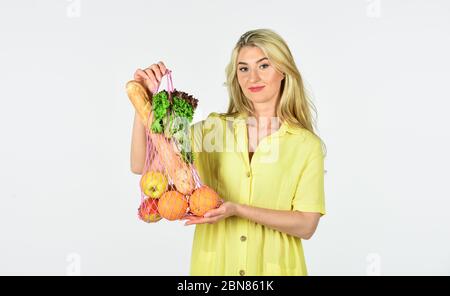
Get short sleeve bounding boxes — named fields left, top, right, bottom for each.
left=291, top=143, right=326, bottom=215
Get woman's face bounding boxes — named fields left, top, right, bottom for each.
left=236, top=46, right=285, bottom=109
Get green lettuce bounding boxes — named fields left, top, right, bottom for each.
left=149, top=90, right=197, bottom=164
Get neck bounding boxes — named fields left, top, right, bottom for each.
left=246, top=114, right=281, bottom=132
left=250, top=101, right=280, bottom=129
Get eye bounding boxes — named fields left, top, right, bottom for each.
left=238, top=64, right=269, bottom=73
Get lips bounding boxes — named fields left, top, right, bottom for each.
left=248, top=86, right=265, bottom=92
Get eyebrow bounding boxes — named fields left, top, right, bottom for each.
left=238, top=57, right=268, bottom=65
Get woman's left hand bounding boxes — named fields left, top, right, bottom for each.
left=182, top=201, right=238, bottom=225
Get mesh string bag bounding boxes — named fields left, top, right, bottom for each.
left=126, top=69, right=222, bottom=223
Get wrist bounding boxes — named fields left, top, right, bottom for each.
left=233, top=202, right=244, bottom=217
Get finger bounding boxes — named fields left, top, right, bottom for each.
left=203, top=208, right=224, bottom=218
left=185, top=217, right=212, bottom=225
left=143, top=80, right=157, bottom=95
left=181, top=215, right=197, bottom=221
left=183, top=215, right=205, bottom=221
left=185, top=221, right=206, bottom=226
left=157, top=61, right=168, bottom=76
left=187, top=214, right=226, bottom=225
left=142, top=68, right=158, bottom=93
left=134, top=68, right=149, bottom=82
left=143, top=68, right=157, bottom=84
left=150, top=64, right=163, bottom=82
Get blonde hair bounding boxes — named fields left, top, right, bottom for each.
left=223, top=28, right=327, bottom=157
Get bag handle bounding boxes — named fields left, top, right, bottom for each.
left=153, top=69, right=174, bottom=95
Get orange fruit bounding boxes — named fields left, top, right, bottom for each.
left=189, top=185, right=221, bottom=217
left=158, top=191, right=188, bottom=221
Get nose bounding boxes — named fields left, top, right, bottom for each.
left=249, top=68, right=261, bottom=83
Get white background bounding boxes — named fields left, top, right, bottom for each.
left=0, top=0, right=449, bottom=275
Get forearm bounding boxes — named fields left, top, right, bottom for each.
left=130, top=111, right=147, bottom=174
left=235, top=204, right=315, bottom=239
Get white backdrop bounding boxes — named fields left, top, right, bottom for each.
left=0, top=0, right=449, bottom=275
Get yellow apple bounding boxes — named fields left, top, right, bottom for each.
left=140, top=171, right=168, bottom=199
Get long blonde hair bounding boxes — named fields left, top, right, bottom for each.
left=223, top=28, right=327, bottom=157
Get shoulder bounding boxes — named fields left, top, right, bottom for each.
left=302, top=129, right=322, bottom=147
left=190, top=112, right=230, bottom=134
left=285, top=125, right=324, bottom=157
left=202, top=112, right=241, bottom=130
left=206, top=111, right=240, bottom=121
left=304, top=131, right=325, bottom=159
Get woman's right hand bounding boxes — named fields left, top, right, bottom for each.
left=133, top=61, right=168, bottom=95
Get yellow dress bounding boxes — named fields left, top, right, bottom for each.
left=188, top=112, right=326, bottom=276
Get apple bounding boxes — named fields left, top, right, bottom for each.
left=140, top=171, right=168, bottom=199
left=138, top=198, right=162, bottom=223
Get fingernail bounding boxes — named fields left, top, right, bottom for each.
left=204, top=214, right=210, bottom=218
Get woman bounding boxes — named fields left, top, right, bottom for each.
left=130, top=29, right=327, bottom=276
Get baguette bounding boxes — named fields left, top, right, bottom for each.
left=126, top=80, right=153, bottom=130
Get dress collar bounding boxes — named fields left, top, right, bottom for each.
left=228, top=112, right=305, bottom=137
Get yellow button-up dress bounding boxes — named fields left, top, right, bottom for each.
left=188, top=111, right=326, bottom=276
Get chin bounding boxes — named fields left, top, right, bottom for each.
left=247, top=96, right=271, bottom=104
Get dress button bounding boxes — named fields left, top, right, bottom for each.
left=239, top=270, right=245, bottom=276
left=240, top=235, right=247, bottom=242
left=246, top=172, right=251, bottom=178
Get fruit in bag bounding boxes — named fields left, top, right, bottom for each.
left=140, top=171, right=168, bottom=199
left=138, top=199, right=162, bottom=223
left=189, top=185, right=222, bottom=217
left=158, top=190, right=188, bottom=221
